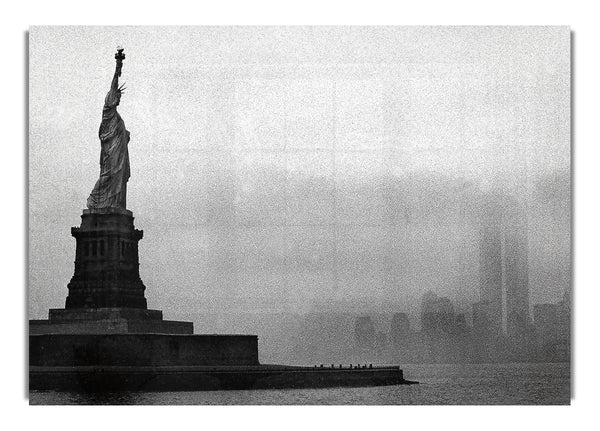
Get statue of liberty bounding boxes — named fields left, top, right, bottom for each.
left=87, top=46, right=130, bottom=210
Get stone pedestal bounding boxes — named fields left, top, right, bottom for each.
left=66, top=208, right=147, bottom=309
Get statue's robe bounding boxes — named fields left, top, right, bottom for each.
left=87, top=88, right=130, bottom=209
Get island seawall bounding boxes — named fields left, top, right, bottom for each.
left=29, top=364, right=414, bottom=392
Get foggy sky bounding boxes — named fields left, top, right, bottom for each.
left=29, top=26, right=570, bottom=325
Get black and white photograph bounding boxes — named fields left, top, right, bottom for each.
left=26, top=25, right=572, bottom=405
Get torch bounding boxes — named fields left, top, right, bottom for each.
left=115, top=45, right=125, bottom=77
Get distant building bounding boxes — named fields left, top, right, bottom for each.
left=533, top=289, right=570, bottom=362
left=375, top=331, right=388, bottom=352
left=556, top=289, right=571, bottom=361
left=472, top=300, right=499, bottom=362
left=534, top=303, right=559, bottom=348
left=354, top=316, right=376, bottom=350
left=453, top=314, right=471, bottom=363
left=455, top=314, right=468, bottom=333
left=421, top=291, right=455, bottom=334
left=420, top=292, right=458, bottom=363
left=390, top=312, right=410, bottom=348
left=472, top=301, right=493, bottom=332
left=557, top=288, right=571, bottom=343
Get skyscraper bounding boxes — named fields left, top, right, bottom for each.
left=533, top=303, right=559, bottom=350
left=478, top=192, right=530, bottom=342
left=502, top=196, right=530, bottom=341
left=478, top=192, right=505, bottom=336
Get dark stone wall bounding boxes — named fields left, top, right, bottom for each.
left=67, top=210, right=147, bottom=309
left=29, top=318, right=194, bottom=335
left=30, top=334, right=259, bottom=366
left=30, top=365, right=410, bottom=391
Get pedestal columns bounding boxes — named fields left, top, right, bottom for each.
left=65, top=208, right=147, bottom=309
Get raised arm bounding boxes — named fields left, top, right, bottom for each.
left=112, top=46, right=125, bottom=92
left=110, top=67, right=120, bottom=92
left=104, top=47, right=126, bottom=110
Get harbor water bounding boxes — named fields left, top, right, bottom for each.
left=29, top=362, right=570, bottom=405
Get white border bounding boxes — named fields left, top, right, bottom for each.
left=2, top=1, right=598, bottom=430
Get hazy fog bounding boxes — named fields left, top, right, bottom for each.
left=29, top=27, right=570, bottom=353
